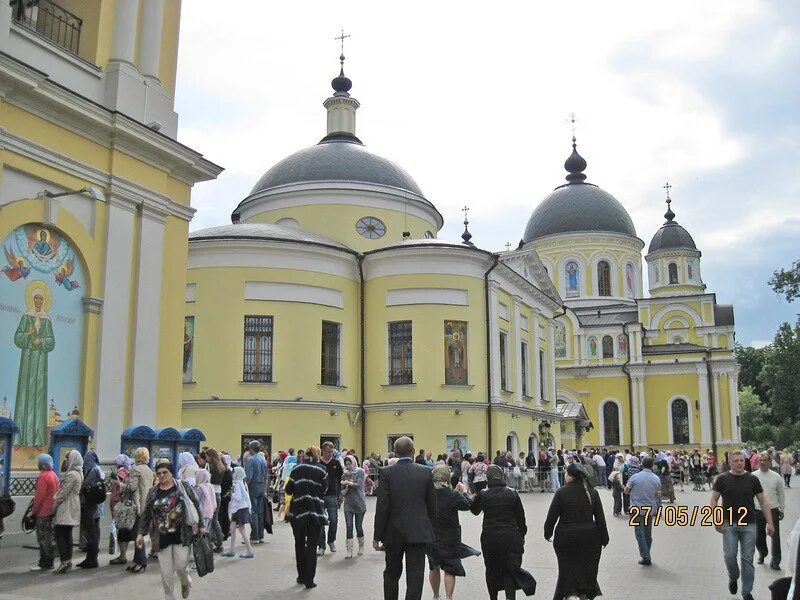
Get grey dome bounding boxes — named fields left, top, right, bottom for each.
left=189, top=223, right=350, bottom=250
left=249, top=136, right=426, bottom=198
left=648, top=220, right=697, bottom=254
left=523, top=183, right=637, bottom=242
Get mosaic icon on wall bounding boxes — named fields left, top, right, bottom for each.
left=444, top=320, right=468, bottom=385
left=565, top=261, right=580, bottom=298
left=183, top=316, right=195, bottom=383
left=0, top=224, right=84, bottom=464
left=554, top=321, right=567, bottom=358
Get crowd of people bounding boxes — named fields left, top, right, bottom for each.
left=9, top=440, right=800, bottom=600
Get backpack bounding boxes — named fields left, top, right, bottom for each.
left=83, top=479, right=107, bottom=505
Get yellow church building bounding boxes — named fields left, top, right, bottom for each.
left=0, top=0, right=221, bottom=469
left=181, top=57, right=741, bottom=460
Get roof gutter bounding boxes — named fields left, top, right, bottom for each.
left=484, top=254, right=500, bottom=454
left=358, top=255, right=366, bottom=461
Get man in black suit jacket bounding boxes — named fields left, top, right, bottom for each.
left=373, top=436, right=436, bottom=600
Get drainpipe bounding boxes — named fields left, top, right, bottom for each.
left=705, top=350, right=718, bottom=458
left=358, top=255, right=366, bottom=461
left=484, top=255, right=500, bottom=454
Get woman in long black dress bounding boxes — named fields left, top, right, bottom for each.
left=470, top=465, right=536, bottom=600
left=543, top=462, right=609, bottom=600
left=427, top=464, right=480, bottom=599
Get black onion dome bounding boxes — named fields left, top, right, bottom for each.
left=331, top=69, right=352, bottom=93
left=564, top=140, right=587, bottom=183
left=648, top=221, right=697, bottom=253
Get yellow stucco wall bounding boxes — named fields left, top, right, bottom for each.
left=642, top=373, right=702, bottom=448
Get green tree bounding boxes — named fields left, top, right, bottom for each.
left=738, top=386, right=776, bottom=448
left=734, top=343, right=769, bottom=402
left=759, top=318, right=800, bottom=426
left=769, top=259, right=800, bottom=302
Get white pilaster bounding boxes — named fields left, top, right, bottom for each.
left=513, top=297, right=522, bottom=404
left=111, top=0, right=139, bottom=63
left=548, top=322, right=557, bottom=404
left=631, top=375, right=641, bottom=446
left=697, top=368, right=712, bottom=445
left=637, top=376, right=647, bottom=446
left=488, top=282, right=501, bottom=402
left=139, top=0, right=165, bottom=79
left=94, top=199, right=136, bottom=461
left=130, top=208, right=166, bottom=425
left=728, top=369, right=741, bottom=443
left=532, top=310, right=541, bottom=406
left=712, top=371, right=722, bottom=442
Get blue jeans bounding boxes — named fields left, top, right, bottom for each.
left=633, top=518, right=653, bottom=561
left=249, top=489, right=266, bottom=541
left=722, top=522, right=757, bottom=596
left=344, top=510, right=365, bottom=539
left=318, top=496, right=339, bottom=547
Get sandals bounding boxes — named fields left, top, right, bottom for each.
left=130, top=564, right=146, bottom=574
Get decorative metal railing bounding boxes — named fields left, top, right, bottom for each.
left=12, top=0, right=83, bottom=56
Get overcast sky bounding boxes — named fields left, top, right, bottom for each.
left=174, top=1, right=799, bottom=348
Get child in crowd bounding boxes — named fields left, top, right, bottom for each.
left=223, top=466, right=254, bottom=559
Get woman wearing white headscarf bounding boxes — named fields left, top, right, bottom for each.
left=109, top=453, right=133, bottom=565
left=177, top=452, right=199, bottom=487
left=223, top=466, right=254, bottom=558
left=122, top=447, right=154, bottom=573
left=53, top=450, right=83, bottom=574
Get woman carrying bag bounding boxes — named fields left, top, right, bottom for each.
left=136, top=459, right=203, bottom=600
left=52, top=449, right=83, bottom=574
left=122, top=447, right=154, bottom=573
left=78, top=449, right=105, bottom=569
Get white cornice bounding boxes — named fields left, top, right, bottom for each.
left=531, top=231, right=645, bottom=252
left=364, top=401, right=487, bottom=412
left=494, top=261, right=561, bottom=313
left=183, top=399, right=358, bottom=411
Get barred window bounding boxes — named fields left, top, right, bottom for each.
left=388, top=321, right=413, bottom=384
left=321, top=321, right=341, bottom=386
left=243, top=316, right=273, bottom=382
left=598, top=260, right=612, bottom=296
left=603, top=402, right=620, bottom=446
left=539, top=349, right=546, bottom=401
left=499, top=331, right=509, bottom=391
left=602, top=335, right=614, bottom=358
left=671, top=399, right=690, bottom=444
left=668, top=262, right=679, bottom=284
left=521, top=341, right=529, bottom=396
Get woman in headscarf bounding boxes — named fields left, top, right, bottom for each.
left=193, top=469, right=217, bottom=534
left=621, top=455, right=641, bottom=515
left=122, top=447, right=154, bottom=573
left=470, top=465, right=536, bottom=600
left=177, top=452, right=199, bottom=487
left=218, top=453, right=233, bottom=541
left=136, top=459, right=202, bottom=599
left=340, top=455, right=367, bottom=559
left=544, top=462, right=609, bottom=600
left=223, top=465, right=254, bottom=558
left=470, top=453, right=489, bottom=493
left=427, top=464, right=480, bottom=600
left=30, top=453, right=59, bottom=571
left=608, top=453, right=625, bottom=517
left=53, top=449, right=83, bottom=574
left=202, top=448, right=226, bottom=552
left=78, top=449, right=105, bottom=569
left=109, top=453, right=132, bottom=565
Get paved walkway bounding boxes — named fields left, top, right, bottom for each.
left=0, top=485, right=795, bottom=600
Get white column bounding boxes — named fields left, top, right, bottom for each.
left=488, top=282, right=501, bottom=402
left=513, top=297, right=523, bottom=404
left=548, top=323, right=557, bottom=405
left=532, top=310, right=541, bottom=406
left=637, top=376, right=647, bottom=446
left=139, top=0, right=164, bottom=79
left=712, top=371, right=722, bottom=442
left=573, top=334, right=581, bottom=367
left=697, top=368, right=712, bottom=445
left=111, top=0, right=139, bottom=63
left=130, top=207, right=165, bottom=424
left=631, top=375, right=641, bottom=446
left=729, top=369, right=741, bottom=443
left=94, top=199, right=136, bottom=461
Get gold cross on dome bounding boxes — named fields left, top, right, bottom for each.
left=663, top=182, right=672, bottom=200
left=505, top=242, right=512, bottom=251
left=335, top=29, right=351, bottom=55
left=462, top=205, right=470, bottom=224
left=567, top=112, right=577, bottom=139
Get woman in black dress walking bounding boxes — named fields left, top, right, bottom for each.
left=470, top=465, right=536, bottom=600
left=543, top=462, right=609, bottom=600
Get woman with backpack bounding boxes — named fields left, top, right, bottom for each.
left=78, top=449, right=105, bottom=569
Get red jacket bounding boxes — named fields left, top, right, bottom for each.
left=32, top=470, right=60, bottom=517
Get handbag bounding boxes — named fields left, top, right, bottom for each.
left=21, top=499, right=35, bottom=533
left=513, top=466, right=521, bottom=477
left=191, top=532, right=214, bottom=577
left=83, top=477, right=107, bottom=505
left=112, top=490, right=137, bottom=531
left=0, top=493, right=15, bottom=518
left=176, top=480, right=199, bottom=527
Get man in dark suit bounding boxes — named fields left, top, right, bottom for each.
left=373, top=436, right=436, bottom=600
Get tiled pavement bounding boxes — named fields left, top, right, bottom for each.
left=0, top=485, right=796, bottom=600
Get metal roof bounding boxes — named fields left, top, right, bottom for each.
left=555, top=402, right=587, bottom=419
left=642, top=343, right=710, bottom=355
left=189, top=223, right=351, bottom=250
left=714, top=304, right=735, bottom=326
left=648, top=220, right=698, bottom=254
left=577, top=310, right=639, bottom=327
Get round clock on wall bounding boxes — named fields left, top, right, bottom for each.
left=356, top=216, right=386, bottom=239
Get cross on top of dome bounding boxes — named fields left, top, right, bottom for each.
left=331, top=30, right=353, bottom=94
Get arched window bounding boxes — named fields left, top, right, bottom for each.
left=603, top=402, right=620, bottom=446
left=671, top=399, right=690, bottom=444
left=668, top=262, right=679, bottom=284
left=597, top=260, right=611, bottom=296
left=602, top=335, right=614, bottom=358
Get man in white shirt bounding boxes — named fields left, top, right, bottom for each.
left=593, top=453, right=606, bottom=487
left=752, top=451, right=785, bottom=570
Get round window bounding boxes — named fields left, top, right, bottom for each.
left=356, top=217, right=386, bottom=239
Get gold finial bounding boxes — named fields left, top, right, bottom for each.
left=663, top=182, right=675, bottom=222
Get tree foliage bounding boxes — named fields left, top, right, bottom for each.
left=734, top=343, right=769, bottom=402
left=769, top=259, right=800, bottom=303
left=759, top=318, right=800, bottom=425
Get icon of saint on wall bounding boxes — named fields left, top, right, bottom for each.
left=444, top=321, right=468, bottom=385
left=54, top=257, right=80, bottom=291
left=588, top=337, right=598, bottom=357
left=565, top=261, right=580, bottom=298
left=3, top=246, right=30, bottom=281
left=625, top=263, right=634, bottom=296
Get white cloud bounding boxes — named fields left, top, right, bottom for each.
left=750, top=340, right=771, bottom=349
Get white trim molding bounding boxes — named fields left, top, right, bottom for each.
left=245, top=281, right=344, bottom=309
left=386, top=287, right=468, bottom=306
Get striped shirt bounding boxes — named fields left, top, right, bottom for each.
left=286, top=461, right=329, bottom=526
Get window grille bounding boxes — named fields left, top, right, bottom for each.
left=321, top=321, right=341, bottom=386
left=243, top=316, right=273, bottom=382
left=388, top=321, right=413, bottom=384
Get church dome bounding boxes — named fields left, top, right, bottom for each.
left=523, top=142, right=636, bottom=242
left=647, top=200, right=697, bottom=254
left=249, top=133, right=426, bottom=199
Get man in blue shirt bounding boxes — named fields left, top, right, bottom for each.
left=245, top=441, right=269, bottom=544
left=625, top=456, right=662, bottom=565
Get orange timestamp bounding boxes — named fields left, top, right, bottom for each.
left=628, top=505, right=749, bottom=527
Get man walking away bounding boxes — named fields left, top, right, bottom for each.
left=244, top=441, right=268, bottom=544
left=317, top=441, right=343, bottom=555
left=625, top=456, right=661, bottom=566
left=752, top=451, right=785, bottom=571
left=373, top=436, right=436, bottom=600
left=710, top=449, right=775, bottom=600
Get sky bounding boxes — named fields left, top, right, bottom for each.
left=174, top=1, right=800, bottom=348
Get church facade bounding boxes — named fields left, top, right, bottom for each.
left=182, top=60, right=740, bottom=459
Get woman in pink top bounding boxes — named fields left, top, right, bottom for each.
left=30, top=453, right=59, bottom=571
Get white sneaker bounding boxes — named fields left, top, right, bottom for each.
left=30, top=565, right=51, bottom=571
